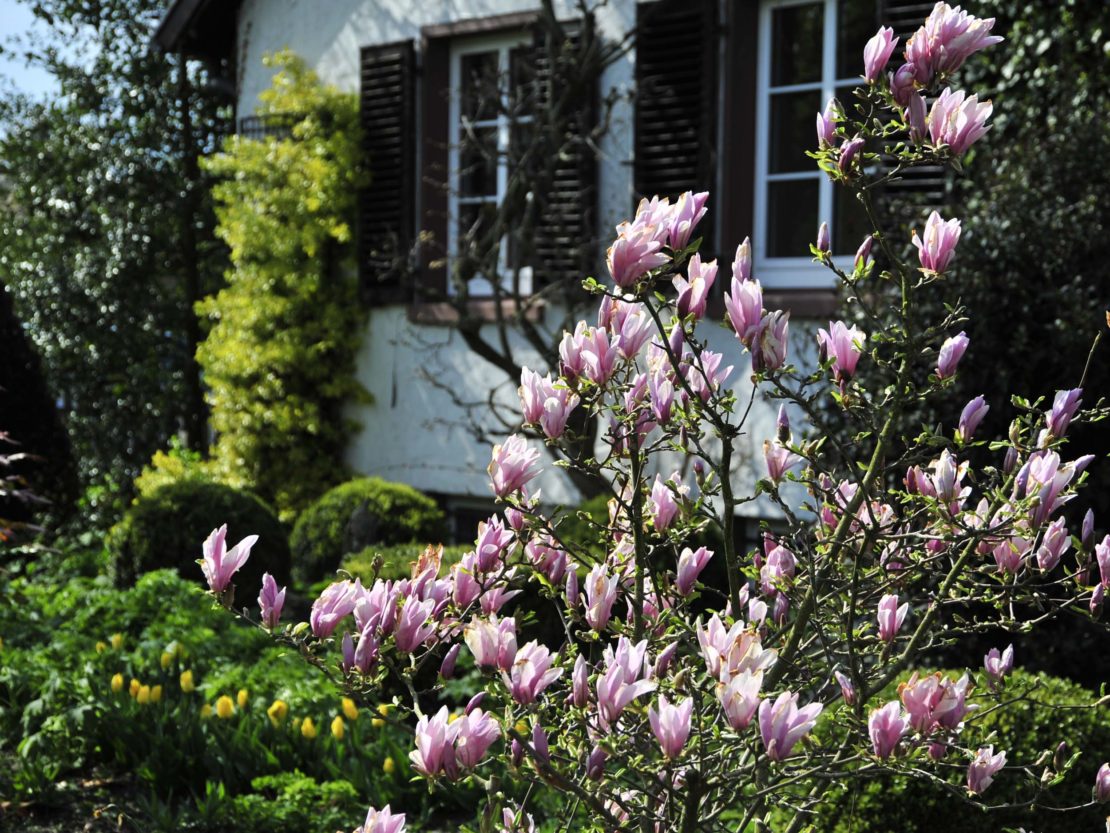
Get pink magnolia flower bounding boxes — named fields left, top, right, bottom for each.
left=518, top=368, right=580, bottom=439
left=697, top=614, right=776, bottom=679
left=451, top=551, right=482, bottom=609
left=905, top=2, right=1003, bottom=84
left=676, top=546, right=714, bottom=596
left=752, top=310, right=790, bottom=372
left=936, top=331, right=969, bottom=379
left=667, top=190, right=709, bottom=250
left=890, top=62, right=916, bottom=106
left=816, top=97, right=838, bottom=148
left=835, top=670, right=857, bottom=705
left=584, top=564, right=620, bottom=631
left=201, top=525, right=258, bottom=595
left=649, top=695, right=694, bottom=759
left=649, top=369, right=675, bottom=425
left=453, top=707, right=501, bottom=770
left=900, top=672, right=972, bottom=732
left=906, top=92, right=928, bottom=142
left=311, top=578, right=362, bottom=638
left=395, top=596, right=437, bottom=653
left=913, top=211, right=962, bottom=274
left=864, top=26, right=898, bottom=81
left=928, top=88, right=992, bottom=155
left=257, top=572, right=286, bottom=630
left=854, top=236, right=874, bottom=271
left=956, top=395, right=989, bottom=442
left=683, top=348, right=733, bottom=402
left=649, top=473, right=681, bottom=532
left=503, top=640, right=563, bottom=704
left=760, top=541, right=796, bottom=596
left=463, top=615, right=517, bottom=671
left=724, top=269, right=763, bottom=347
left=759, top=692, right=823, bottom=762
left=571, top=654, right=590, bottom=707
left=559, top=321, right=589, bottom=378
left=877, top=593, right=909, bottom=642
left=1036, top=518, right=1070, bottom=572
left=342, top=625, right=380, bottom=674
left=992, top=537, right=1028, bottom=575
left=489, top=435, right=541, bottom=498
left=1046, top=388, right=1083, bottom=439
left=356, top=804, right=406, bottom=833
left=816, top=221, right=830, bottom=254
left=1095, top=763, right=1110, bottom=803
left=596, top=642, right=656, bottom=728
left=818, top=321, right=867, bottom=384
left=607, top=207, right=670, bottom=288
left=717, top=668, right=763, bottom=730
left=474, top=515, right=514, bottom=572
left=967, top=745, right=1006, bottom=795
left=983, top=644, right=1014, bottom=688
left=409, top=707, right=458, bottom=779
left=869, top=701, right=909, bottom=760
left=500, top=807, right=536, bottom=833
left=673, top=253, right=717, bottom=320
left=1098, top=535, right=1110, bottom=588
left=764, top=439, right=800, bottom=484
left=837, top=136, right=865, bottom=173
left=582, top=327, right=621, bottom=385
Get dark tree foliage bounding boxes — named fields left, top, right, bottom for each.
left=0, top=0, right=229, bottom=525
left=0, top=277, right=77, bottom=529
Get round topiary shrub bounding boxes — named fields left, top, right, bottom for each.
left=108, top=479, right=291, bottom=595
left=290, top=477, right=446, bottom=583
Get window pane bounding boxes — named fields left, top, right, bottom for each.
left=509, top=46, right=536, bottom=115
left=771, top=3, right=823, bottom=87
left=836, top=0, right=877, bottom=80
left=833, top=182, right=870, bottom=255
left=458, top=126, right=499, bottom=198
left=770, top=90, right=822, bottom=173
left=461, top=51, right=499, bottom=121
left=767, top=179, right=819, bottom=258
left=456, top=201, right=500, bottom=280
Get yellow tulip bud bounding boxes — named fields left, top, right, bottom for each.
left=331, top=715, right=345, bottom=740
left=110, top=633, right=123, bottom=650
left=301, top=717, right=317, bottom=739
left=376, top=703, right=392, bottom=717
left=341, top=697, right=358, bottom=721
left=95, top=641, right=108, bottom=654
left=514, top=721, right=528, bottom=735
left=267, top=699, right=289, bottom=726
left=160, top=652, right=173, bottom=670
left=236, top=688, right=249, bottom=709
left=371, top=717, right=384, bottom=729
left=110, top=673, right=124, bottom=693
left=201, top=704, right=213, bottom=718
left=137, top=685, right=151, bottom=705
left=179, top=670, right=195, bottom=693
left=383, top=756, right=395, bottom=774
left=448, top=712, right=461, bottom=724
left=129, top=678, right=141, bottom=698
left=150, top=685, right=163, bottom=703
left=215, top=695, right=235, bottom=719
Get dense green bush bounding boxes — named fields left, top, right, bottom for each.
left=342, top=542, right=469, bottom=583
left=808, top=670, right=1110, bottom=833
left=108, top=480, right=290, bottom=594
left=290, top=477, right=445, bottom=583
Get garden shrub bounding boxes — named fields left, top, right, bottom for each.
left=133, top=438, right=216, bottom=499
left=342, top=542, right=469, bottom=583
left=290, top=477, right=445, bottom=583
left=808, top=669, right=1110, bottom=833
left=108, top=480, right=290, bottom=592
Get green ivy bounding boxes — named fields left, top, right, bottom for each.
left=197, top=51, right=368, bottom=521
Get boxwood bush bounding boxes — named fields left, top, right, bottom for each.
left=108, top=479, right=290, bottom=595
left=290, top=477, right=445, bottom=583
left=807, top=669, right=1110, bottom=833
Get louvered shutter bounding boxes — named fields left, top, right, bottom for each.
left=358, top=40, right=416, bottom=303
left=875, top=0, right=949, bottom=227
left=528, top=24, right=599, bottom=288
left=634, top=0, right=718, bottom=253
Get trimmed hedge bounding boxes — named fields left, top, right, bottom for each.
left=290, top=478, right=445, bottom=583
left=108, top=479, right=290, bottom=595
left=807, top=669, right=1110, bottom=833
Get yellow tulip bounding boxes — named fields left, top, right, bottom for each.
left=236, top=688, right=249, bottom=709
left=95, top=641, right=108, bottom=654
left=383, top=756, right=395, bottom=774
left=377, top=703, right=392, bottom=717
left=301, top=717, right=317, bottom=739
left=514, top=720, right=529, bottom=735
left=137, top=685, right=151, bottom=705
left=215, top=695, right=235, bottom=719
left=341, top=697, right=358, bottom=721
left=179, top=670, right=195, bottom=693
left=129, top=678, right=141, bottom=698
left=371, top=717, right=384, bottom=729
left=331, top=715, right=345, bottom=740
left=160, top=652, right=173, bottom=670
left=448, top=712, right=461, bottom=724
left=201, top=704, right=213, bottom=719
left=110, top=633, right=123, bottom=650
left=150, top=685, right=163, bottom=703
left=110, top=673, right=124, bottom=693
left=267, top=699, right=289, bottom=726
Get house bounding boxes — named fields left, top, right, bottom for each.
left=153, top=0, right=935, bottom=541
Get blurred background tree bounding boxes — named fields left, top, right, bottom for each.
left=0, top=0, right=229, bottom=527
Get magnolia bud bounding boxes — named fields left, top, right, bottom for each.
left=586, top=746, right=607, bottom=780
left=565, top=569, right=579, bottom=608
left=511, top=738, right=524, bottom=767
left=532, top=723, right=550, bottom=764
left=1091, top=583, right=1104, bottom=619
left=465, top=692, right=486, bottom=715
left=928, top=742, right=947, bottom=761
left=1054, top=741, right=1069, bottom=772
left=854, top=236, right=873, bottom=271
left=1003, top=446, right=1018, bottom=475
left=776, top=405, right=791, bottom=443
left=1082, top=509, right=1095, bottom=551
left=439, top=644, right=460, bottom=680
left=816, top=222, right=831, bottom=254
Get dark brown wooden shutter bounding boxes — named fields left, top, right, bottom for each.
left=634, top=0, right=719, bottom=253
left=875, top=0, right=949, bottom=227
left=359, top=40, right=416, bottom=304
left=529, top=23, right=599, bottom=288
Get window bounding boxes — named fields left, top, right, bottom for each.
left=447, top=33, right=534, bottom=296
left=754, top=0, right=874, bottom=286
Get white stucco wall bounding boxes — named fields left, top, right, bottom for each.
left=230, top=0, right=812, bottom=520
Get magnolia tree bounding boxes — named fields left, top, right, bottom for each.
left=198, top=4, right=1110, bottom=831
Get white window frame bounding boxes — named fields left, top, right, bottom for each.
left=447, top=32, right=534, bottom=297
left=754, top=0, right=862, bottom=288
